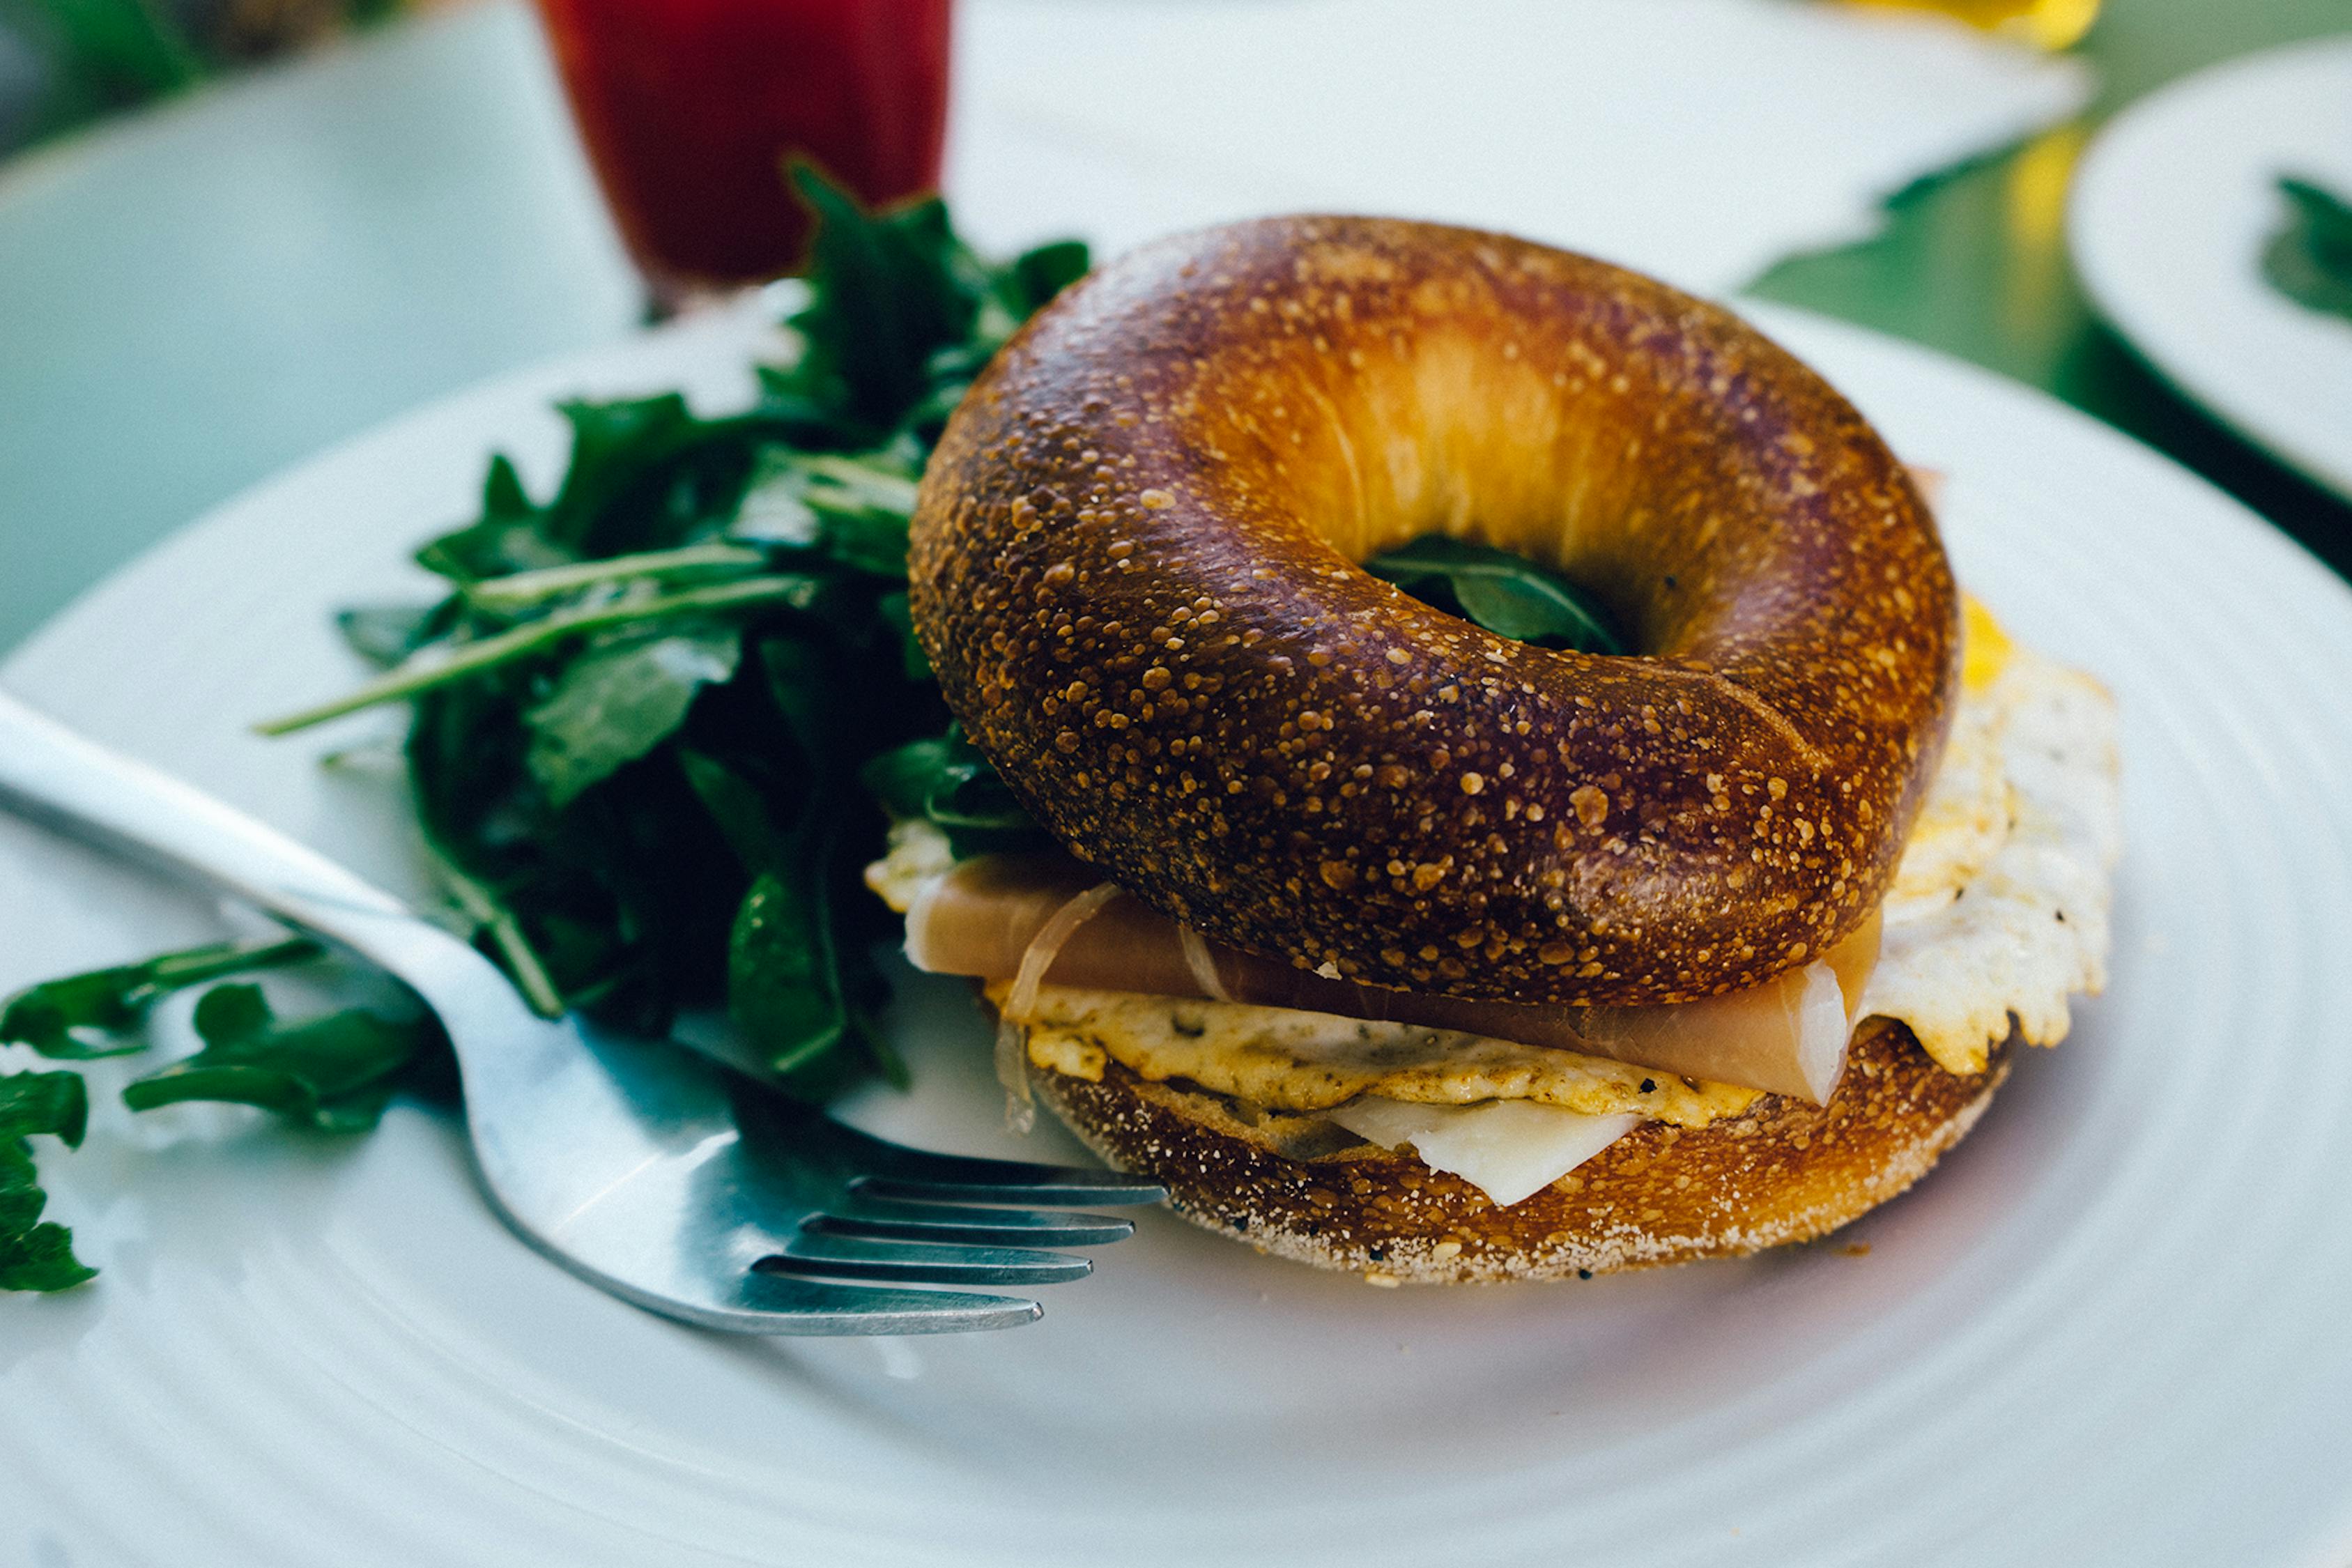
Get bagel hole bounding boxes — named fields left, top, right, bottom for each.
left=1362, top=535, right=1632, bottom=656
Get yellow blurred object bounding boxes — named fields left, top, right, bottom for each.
left=1997, top=125, right=2087, bottom=344
left=2004, top=124, right=2086, bottom=252
left=1838, top=0, right=2099, bottom=52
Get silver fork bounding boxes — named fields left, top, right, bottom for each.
left=0, top=689, right=1162, bottom=1333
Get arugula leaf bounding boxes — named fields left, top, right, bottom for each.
left=0, top=1142, right=54, bottom=1243
left=541, top=397, right=781, bottom=560
left=417, top=453, right=577, bottom=583
left=0, top=1197, right=95, bottom=1292
left=336, top=602, right=454, bottom=670
left=999, top=239, right=1093, bottom=318
left=415, top=404, right=816, bottom=588
left=781, top=164, right=998, bottom=430
left=682, top=668, right=891, bottom=1083
left=679, top=747, right=790, bottom=867
left=730, top=445, right=921, bottom=578
left=0, top=1069, right=88, bottom=1146
left=420, top=840, right=566, bottom=1019
left=2263, top=175, right=2352, bottom=323
left=758, top=635, right=849, bottom=775
left=728, top=863, right=852, bottom=1078
left=257, top=575, right=818, bottom=735
left=727, top=833, right=905, bottom=1098
left=122, top=983, right=445, bottom=1132
left=875, top=591, right=931, bottom=681
left=861, top=728, right=1052, bottom=858
left=1365, top=537, right=1627, bottom=655
left=462, top=543, right=767, bottom=614
left=403, top=647, right=743, bottom=1028
left=0, top=1070, right=94, bottom=1293
left=525, top=627, right=744, bottom=808
left=1, top=934, right=321, bottom=1059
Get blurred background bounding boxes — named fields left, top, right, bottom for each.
left=0, top=0, right=412, bottom=152
left=1, top=0, right=2347, bottom=654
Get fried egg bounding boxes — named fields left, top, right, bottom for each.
left=1862, top=612, right=2122, bottom=1074
left=1010, top=985, right=1765, bottom=1128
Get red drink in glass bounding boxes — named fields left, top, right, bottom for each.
left=535, top=0, right=953, bottom=305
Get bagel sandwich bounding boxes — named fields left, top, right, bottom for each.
left=873, top=217, right=2121, bottom=1284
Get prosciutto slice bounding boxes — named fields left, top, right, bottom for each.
left=906, top=854, right=1877, bottom=1103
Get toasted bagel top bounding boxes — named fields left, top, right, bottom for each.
left=910, top=217, right=1958, bottom=1004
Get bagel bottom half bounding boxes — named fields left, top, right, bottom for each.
left=1019, top=1012, right=2011, bottom=1285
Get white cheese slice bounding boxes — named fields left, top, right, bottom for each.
left=1325, top=1097, right=1643, bottom=1207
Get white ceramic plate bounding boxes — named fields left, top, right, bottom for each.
left=2070, top=36, right=2352, bottom=499
left=8, top=301, right=2352, bottom=1567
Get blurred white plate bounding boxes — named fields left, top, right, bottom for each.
left=7, top=300, right=2352, bottom=1567
left=2070, top=36, right=2352, bottom=498
left=948, top=0, right=2090, bottom=291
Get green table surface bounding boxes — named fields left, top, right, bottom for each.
left=0, top=3, right=642, bottom=656
left=1, top=0, right=2347, bottom=656
left=1752, top=0, right=2352, bottom=575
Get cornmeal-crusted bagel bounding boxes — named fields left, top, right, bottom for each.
left=910, top=217, right=1959, bottom=1006
left=1031, top=1017, right=2007, bottom=1284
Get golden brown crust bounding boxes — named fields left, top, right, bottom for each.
left=1031, top=1017, right=2007, bottom=1283
left=911, top=217, right=1959, bottom=1006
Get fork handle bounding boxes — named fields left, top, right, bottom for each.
left=0, top=686, right=412, bottom=924
left=0, top=686, right=535, bottom=1043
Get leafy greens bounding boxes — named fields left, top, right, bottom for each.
left=1, top=935, right=454, bottom=1289
left=120, top=983, right=445, bottom=1132
left=2, top=933, right=320, bottom=1059
left=1365, top=536, right=1627, bottom=654
left=254, top=167, right=1090, bottom=1098
left=0, top=1069, right=93, bottom=1292
left=2263, top=175, right=2352, bottom=324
